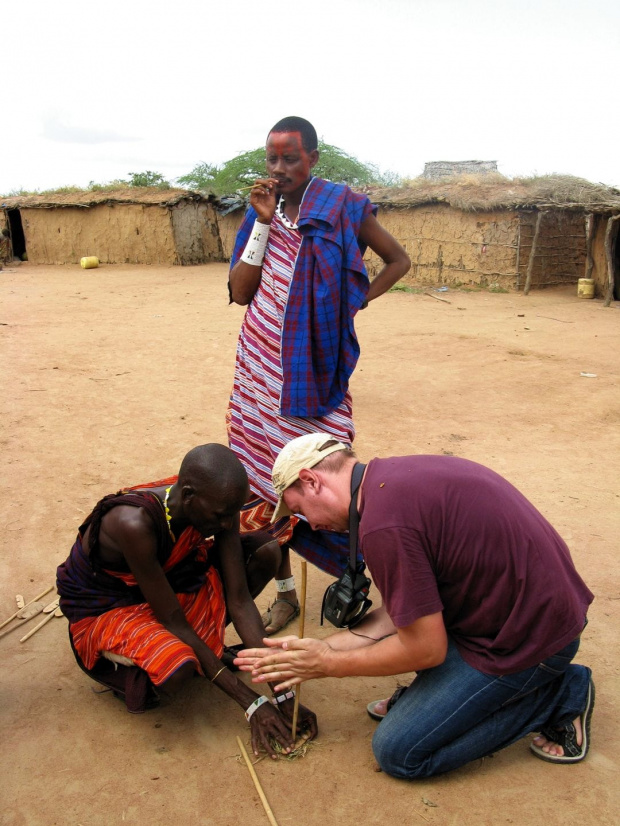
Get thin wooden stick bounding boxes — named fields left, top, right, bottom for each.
left=0, top=585, right=54, bottom=631
left=523, top=212, right=543, bottom=295
left=298, top=560, right=307, bottom=639
left=584, top=213, right=594, bottom=281
left=20, top=610, right=56, bottom=643
left=236, top=736, right=280, bottom=826
left=290, top=560, right=307, bottom=739
left=236, top=180, right=276, bottom=192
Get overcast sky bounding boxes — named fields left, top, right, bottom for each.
left=3, top=0, right=619, bottom=194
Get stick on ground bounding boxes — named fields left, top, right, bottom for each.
left=236, top=736, right=280, bottom=826
left=20, top=610, right=56, bottom=643
left=0, top=585, right=54, bottom=631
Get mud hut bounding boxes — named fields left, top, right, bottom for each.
left=365, top=175, right=620, bottom=301
left=216, top=175, right=620, bottom=300
left=0, top=188, right=223, bottom=266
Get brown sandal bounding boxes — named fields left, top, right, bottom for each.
left=261, top=597, right=301, bottom=635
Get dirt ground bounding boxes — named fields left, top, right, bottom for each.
left=1, top=263, right=619, bottom=826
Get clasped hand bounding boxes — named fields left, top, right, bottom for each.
left=249, top=695, right=317, bottom=759
left=235, top=635, right=333, bottom=692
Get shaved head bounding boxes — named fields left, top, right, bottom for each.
left=178, top=444, right=248, bottom=500
left=269, top=116, right=318, bottom=153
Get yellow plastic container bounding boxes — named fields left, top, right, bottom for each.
left=577, top=278, right=594, bottom=299
left=80, top=256, right=99, bottom=269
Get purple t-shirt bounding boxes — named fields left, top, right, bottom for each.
left=359, top=456, right=593, bottom=675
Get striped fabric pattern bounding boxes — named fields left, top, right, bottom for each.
left=228, top=211, right=355, bottom=507
left=63, top=477, right=227, bottom=687
left=69, top=575, right=225, bottom=685
left=239, top=496, right=297, bottom=544
left=230, top=178, right=375, bottom=417
left=69, top=530, right=226, bottom=686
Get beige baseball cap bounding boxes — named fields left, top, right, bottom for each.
left=271, top=433, right=351, bottom=522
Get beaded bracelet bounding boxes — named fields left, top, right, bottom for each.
left=272, top=690, right=295, bottom=705
left=275, top=576, right=295, bottom=593
left=245, top=695, right=270, bottom=722
left=240, top=220, right=270, bottom=266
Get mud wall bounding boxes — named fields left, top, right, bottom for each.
left=20, top=204, right=178, bottom=265
left=366, top=204, right=520, bottom=289
left=517, top=211, right=587, bottom=290
left=217, top=211, right=244, bottom=261
left=171, top=201, right=222, bottom=264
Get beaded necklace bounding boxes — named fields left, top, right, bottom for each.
left=276, top=179, right=313, bottom=229
left=276, top=196, right=299, bottom=229
left=163, top=486, right=176, bottom=542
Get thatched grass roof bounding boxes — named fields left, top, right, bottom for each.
left=4, top=175, right=619, bottom=215
left=1, top=187, right=213, bottom=210
left=367, top=174, right=620, bottom=214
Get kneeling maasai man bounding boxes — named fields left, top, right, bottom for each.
left=56, top=444, right=317, bottom=758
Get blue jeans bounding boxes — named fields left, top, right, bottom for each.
left=372, top=636, right=591, bottom=778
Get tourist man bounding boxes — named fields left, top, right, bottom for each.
left=228, top=116, right=411, bottom=634
left=235, top=433, right=594, bottom=777
left=57, top=444, right=317, bottom=758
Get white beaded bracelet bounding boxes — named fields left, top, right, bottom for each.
left=245, top=695, right=270, bottom=721
left=240, top=220, right=270, bottom=266
left=276, top=576, right=295, bottom=593
left=272, top=690, right=295, bottom=705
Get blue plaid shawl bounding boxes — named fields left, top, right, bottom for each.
left=231, top=178, right=376, bottom=417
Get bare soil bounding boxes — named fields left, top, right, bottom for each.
left=1, top=263, right=618, bottom=826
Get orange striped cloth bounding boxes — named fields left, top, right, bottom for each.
left=239, top=495, right=298, bottom=543
left=70, top=492, right=226, bottom=687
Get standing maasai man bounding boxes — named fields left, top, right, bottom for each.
left=227, top=117, right=410, bottom=633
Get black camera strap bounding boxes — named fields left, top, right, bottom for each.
left=348, top=462, right=366, bottom=566
left=319, top=461, right=372, bottom=628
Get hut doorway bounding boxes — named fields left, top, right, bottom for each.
left=7, top=209, right=26, bottom=260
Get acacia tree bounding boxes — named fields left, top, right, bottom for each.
left=127, top=171, right=170, bottom=188
left=177, top=142, right=400, bottom=195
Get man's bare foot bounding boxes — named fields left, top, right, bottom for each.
left=367, top=685, right=410, bottom=721
left=367, top=698, right=390, bottom=720
left=530, top=678, right=594, bottom=763
left=531, top=714, right=583, bottom=757
left=261, top=591, right=300, bottom=635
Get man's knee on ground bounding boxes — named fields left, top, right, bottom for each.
left=372, top=722, right=433, bottom=779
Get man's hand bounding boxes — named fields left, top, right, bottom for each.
left=276, top=698, right=318, bottom=740
left=249, top=699, right=296, bottom=759
left=248, top=178, right=278, bottom=224
left=237, top=613, right=448, bottom=684
left=235, top=636, right=334, bottom=691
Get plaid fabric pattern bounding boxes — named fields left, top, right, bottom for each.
left=231, top=178, right=376, bottom=417
left=239, top=497, right=359, bottom=577
left=290, top=520, right=358, bottom=578
left=227, top=212, right=355, bottom=506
